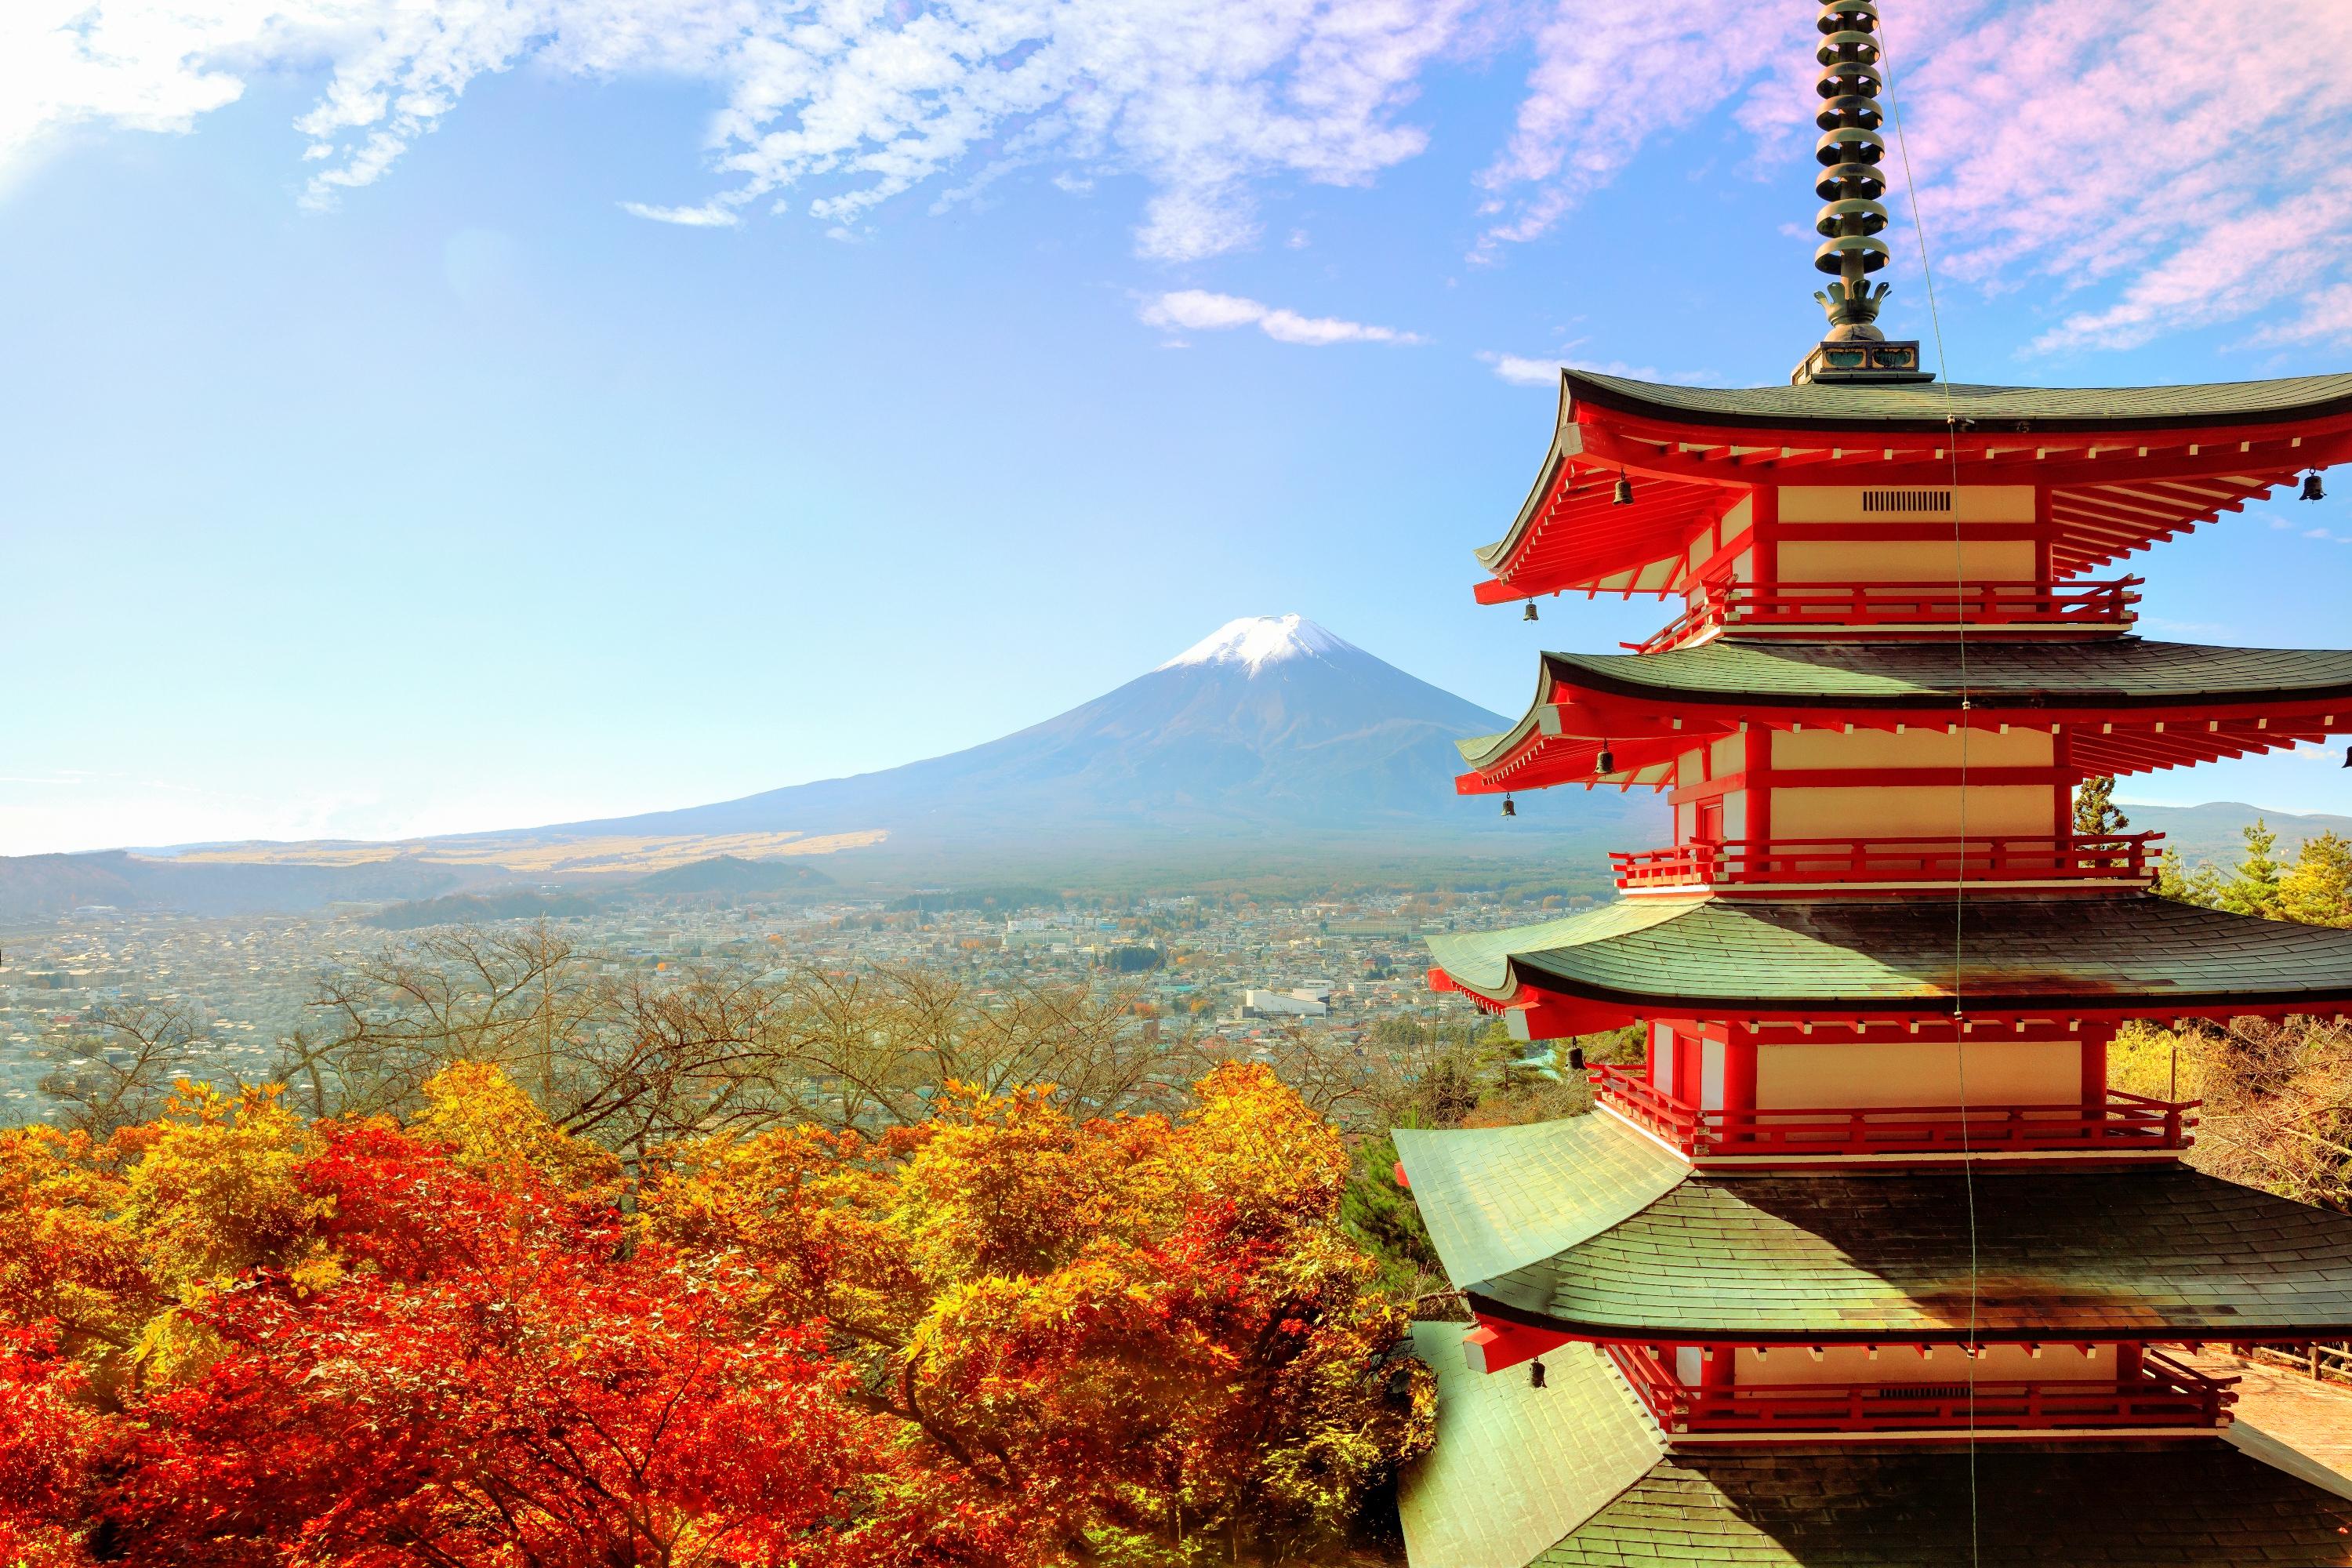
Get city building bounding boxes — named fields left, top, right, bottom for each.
left=1242, top=988, right=1330, bottom=1018
left=1393, top=5, right=2352, bottom=1561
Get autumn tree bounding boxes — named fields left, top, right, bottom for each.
left=0, top=1058, right=1426, bottom=1565
left=36, top=1004, right=205, bottom=1138
left=638, top=1062, right=1435, bottom=1563
left=2114, top=825, right=2352, bottom=1211
left=0, top=1327, right=100, bottom=1568
left=772, top=963, right=1176, bottom=1130
left=109, top=1115, right=913, bottom=1568
left=277, top=931, right=1178, bottom=1160
left=2276, top=831, right=2352, bottom=928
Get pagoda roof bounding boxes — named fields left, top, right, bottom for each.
left=1566, top=367, right=2352, bottom=435
left=1424, top=894, right=2352, bottom=1018
left=1477, top=369, right=2352, bottom=600
left=1395, top=1327, right=1659, bottom=1568
left=1396, top=1114, right=2352, bottom=1341
left=1398, top=1311, right=2352, bottom=1566
left=1530, top=637, right=2352, bottom=710
left=1457, top=639, right=2352, bottom=789
left=1526, top=1440, right=2352, bottom=1566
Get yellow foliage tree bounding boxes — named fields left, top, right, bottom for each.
left=408, top=1059, right=622, bottom=1200
left=637, top=1062, right=1433, bottom=1563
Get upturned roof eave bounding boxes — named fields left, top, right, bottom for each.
left=1472, top=367, right=2352, bottom=597
left=1564, top=366, right=2352, bottom=437
left=1534, top=641, right=2352, bottom=715
left=1426, top=894, right=2352, bottom=1015
left=1472, top=379, right=1580, bottom=575
left=1459, top=1287, right=2352, bottom=1347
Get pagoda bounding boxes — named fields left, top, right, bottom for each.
left=1392, top=5, right=2352, bottom=1563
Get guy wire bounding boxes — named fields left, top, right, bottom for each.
left=1881, top=16, right=1979, bottom=1564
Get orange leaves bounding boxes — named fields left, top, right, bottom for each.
left=0, top=1127, right=147, bottom=1365
left=109, top=1120, right=902, bottom=1568
left=0, top=1058, right=1426, bottom=1566
left=0, top=1328, right=101, bottom=1568
left=648, top=1067, right=1433, bottom=1559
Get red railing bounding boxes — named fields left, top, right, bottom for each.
left=1610, top=833, right=2163, bottom=890
left=1607, top=1345, right=2234, bottom=1436
left=1624, top=577, right=2141, bottom=654
left=1592, top=1063, right=2198, bottom=1158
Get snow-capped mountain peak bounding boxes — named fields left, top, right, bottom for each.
left=1157, top=615, right=1356, bottom=674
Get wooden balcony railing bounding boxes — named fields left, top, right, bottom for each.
left=1610, top=833, right=2163, bottom=891
left=1624, top=577, right=2142, bottom=654
left=1592, top=1063, right=2199, bottom=1158
left=1606, top=1345, right=2234, bottom=1436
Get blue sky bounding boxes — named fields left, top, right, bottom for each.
left=5, top=0, right=2351, bottom=852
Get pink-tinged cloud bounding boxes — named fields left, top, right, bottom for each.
left=1476, top=0, right=2352, bottom=350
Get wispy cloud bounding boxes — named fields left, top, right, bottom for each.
left=1472, top=3, right=1806, bottom=257
left=1478, top=350, right=1718, bottom=387
left=10, top=0, right=2352, bottom=347
left=2, top=0, right=1465, bottom=261
left=619, top=201, right=740, bottom=229
left=1142, top=290, right=1424, bottom=346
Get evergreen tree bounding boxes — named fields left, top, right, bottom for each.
left=2153, top=852, right=2223, bottom=909
left=2072, top=775, right=2129, bottom=835
left=2220, top=818, right=2285, bottom=919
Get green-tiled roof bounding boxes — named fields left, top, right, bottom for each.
left=1537, top=638, right=2352, bottom=714
left=1397, top=1325, right=1659, bottom=1568
left=1567, top=367, right=2352, bottom=434
left=1394, top=1117, right=1686, bottom=1287
left=1529, top=1441, right=2352, bottom=1566
left=1420, top=1116, right=2352, bottom=1339
left=1425, top=894, right=2352, bottom=1013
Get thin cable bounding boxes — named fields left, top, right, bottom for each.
left=1882, top=15, right=1979, bottom=1565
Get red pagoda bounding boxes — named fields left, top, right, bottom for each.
left=1392, top=5, right=2352, bottom=1563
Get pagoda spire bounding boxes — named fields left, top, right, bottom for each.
left=1791, top=0, right=1931, bottom=385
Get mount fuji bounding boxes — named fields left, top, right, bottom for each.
left=5, top=617, right=1642, bottom=915
left=531, top=615, right=1613, bottom=850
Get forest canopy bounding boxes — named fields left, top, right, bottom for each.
left=0, top=1058, right=1433, bottom=1567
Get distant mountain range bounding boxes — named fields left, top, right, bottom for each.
left=2, top=615, right=2339, bottom=919
left=2112, top=800, right=2352, bottom=867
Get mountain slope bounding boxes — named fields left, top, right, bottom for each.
left=535, top=615, right=1595, bottom=843
left=2, top=616, right=1648, bottom=916
left=2119, top=800, right=2352, bottom=867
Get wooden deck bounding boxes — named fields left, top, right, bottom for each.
left=2188, top=1349, right=2352, bottom=1482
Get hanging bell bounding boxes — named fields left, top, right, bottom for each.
left=1523, top=600, right=1540, bottom=622
left=2302, top=471, right=2327, bottom=502
left=1613, top=472, right=1635, bottom=506
left=1501, top=793, right=1517, bottom=818
left=1596, top=747, right=1615, bottom=775
left=2342, top=744, right=2351, bottom=769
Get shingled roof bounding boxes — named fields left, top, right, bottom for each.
left=1523, top=639, right=2352, bottom=714
left=1397, top=1325, right=1660, bottom=1568
left=1528, top=1440, right=2352, bottom=1566
left=1562, top=367, right=2352, bottom=434
left=1400, top=1305, right=2352, bottom=1566
left=1425, top=894, right=2352, bottom=1015
left=1396, top=1116, right=2352, bottom=1342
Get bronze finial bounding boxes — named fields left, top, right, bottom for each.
left=1791, top=1, right=1929, bottom=383
left=1813, top=0, right=1892, bottom=335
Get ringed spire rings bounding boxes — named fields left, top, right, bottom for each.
left=1811, top=0, right=1891, bottom=282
